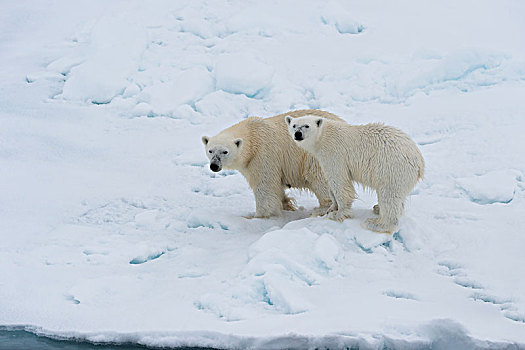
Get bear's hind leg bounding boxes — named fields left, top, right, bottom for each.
left=282, top=192, right=297, bottom=211
left=363, top=190, right=405, bottom=233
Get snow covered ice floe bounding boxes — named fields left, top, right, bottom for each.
left=2, top=0, right=525, bottom=349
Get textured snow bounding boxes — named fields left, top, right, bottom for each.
left=215, top=54, right=274, bottom=98
left=60, top=16, right=148, bottom=104
left=1, top=0, right=525, bottom=349
left=456, top=170, right=520, bottom=205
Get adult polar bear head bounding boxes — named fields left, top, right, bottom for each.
left=201, top=134, right=243, bottom=172
left=285, top=114, right=324, bottom=153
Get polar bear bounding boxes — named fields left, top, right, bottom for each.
left=201, top=110, right=344, bottom=218
left=285, top=115, right=425, bottom=233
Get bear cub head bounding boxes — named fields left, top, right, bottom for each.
left=285, top=115, right=323, bottom=151
left=201, top=135, right=243, bottom=172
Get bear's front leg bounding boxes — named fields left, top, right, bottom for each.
left=308, top=175, right=336, bottom=217
left=326, top=176, right=356, bottom=222
left=252, top=181, right=283, bottom=218
left=328, top=188, right=339, bottom=213
left=312, top=189, right=338, bottom=217
left=311, top=199, right=332, bottom=217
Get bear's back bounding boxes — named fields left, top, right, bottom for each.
left=233, top=110, right=344, bottom=153
left=322, top=120, right=425, bottom=185
left=268, top=109, right=344, bottom=127
left=216, top=110, right=347, bottom=188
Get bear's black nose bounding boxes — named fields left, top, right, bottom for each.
left=210, top=163, right=221, bottom=172
left=294, top=131, right=303, bottom=141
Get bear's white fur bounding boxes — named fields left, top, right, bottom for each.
left=202, top=110, right=344, bottom=218
left=286, top=115, right=425, bottom=233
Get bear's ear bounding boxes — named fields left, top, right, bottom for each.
left=315, top=119, right=323, bottom=127
left=285, top=115, right=292, bottom=125
left=234, top=138, right=242, bottom=147
left=201, top=136, right=209, bottom=145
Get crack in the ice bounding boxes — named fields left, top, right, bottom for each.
left=384, top=290, right=418, bottom=301
left=129, top=251, right=165, bottom=264
left=437, top=261, right=524, bottom=324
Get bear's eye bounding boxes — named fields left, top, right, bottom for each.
left=305, top=125, right=309, bottom=128
left=222, top=151, right=228, bottom=155
left=292, top=124, right=296, bottom=128
left=209, top=150, right=212, bottom=153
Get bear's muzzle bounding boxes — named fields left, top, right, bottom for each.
left=210, top=162, right=222, bottom=172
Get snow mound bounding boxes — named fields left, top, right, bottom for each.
left=456, top=170, right=521, bottom=204
left=24, top=2, right=524, bottom=116
left=136, top=68, right=215, bottom=117
left=196, top=226, right=340, bottom=318
left=195, top=217, right=406, bottom=320
left=389, top=50, right=506, bottom=99
left=60, top=16, right=147, bottom=104
left=214, top=53, right=274, bottom=98
left=320, top=2, right=365, bottom=34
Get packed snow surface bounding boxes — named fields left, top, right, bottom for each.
left=1, top=0, right=525, bottom=349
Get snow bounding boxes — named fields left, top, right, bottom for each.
left=60, top=16, right=148, bottom=104
left=1, top=0, right=525, bottom=349
left=215, top=54, right=274, bottom=98
left=320, top=2, right=365, bottom=35
left=456, top=170, right=520, bottom=205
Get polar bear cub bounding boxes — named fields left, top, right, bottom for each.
left=285, top=115, right=425, bottom=234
